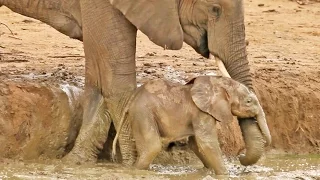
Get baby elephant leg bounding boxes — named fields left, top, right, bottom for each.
left=190, top=116, right=228, bottom=175
left=132, top=113, right=162, bottom=169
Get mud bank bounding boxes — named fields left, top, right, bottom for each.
left=0, top=80, right=83, bottom=160
left=254, top=75, right=320, bottom=154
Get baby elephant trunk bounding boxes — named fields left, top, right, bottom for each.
left=238, top=118, right=265, bottom=166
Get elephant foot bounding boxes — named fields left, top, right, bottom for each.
left=62, top=151, right=97, bottom=165
left=63, top=87, right=113, bottom=165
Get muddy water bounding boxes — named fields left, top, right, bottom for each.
left=0, top=154, right=319, bottom=180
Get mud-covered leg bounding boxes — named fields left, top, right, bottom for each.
left=192, top=113, right=228, bottom=175
left=64, top=0, right=137, bottom=163
left=117, top=112, right=137, bottom=165
left=131, top=114, right=162, bottom=169
left=189, top=136, right=212, bottom=168
left=64, top=87, right=111, bottom=163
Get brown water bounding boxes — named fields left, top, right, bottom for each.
left=0, top=154, right=319, bottom=180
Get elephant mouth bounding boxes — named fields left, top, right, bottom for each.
left=198, top=31, right=210, bottom=58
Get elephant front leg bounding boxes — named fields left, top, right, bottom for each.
left=191, top=114, right=228, bottom=175
left=64, top=0, right=137, bottom=163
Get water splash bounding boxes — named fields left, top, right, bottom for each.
left=59, top=84, right=83, bottom=107
left=150, top=164, right=198, bottom=175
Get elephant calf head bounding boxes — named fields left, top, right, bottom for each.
left=188, top=76, right=271, bottom=165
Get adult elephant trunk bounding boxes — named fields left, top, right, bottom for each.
left=238, top=118, right=264, bottom=166
left=206, top=0, right=271, bottom=165
left=238, top=106, right=271, bottom=166
left=207, top=0, right=252, bottom=89
left=209, top=22, right=252, bottom=90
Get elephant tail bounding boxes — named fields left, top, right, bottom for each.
left=111, top=110, right=129, bottom=162
left=111, top=87, right=142, bottom=162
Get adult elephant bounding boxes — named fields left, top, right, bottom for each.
left=1, top=0, right=270, bottom=172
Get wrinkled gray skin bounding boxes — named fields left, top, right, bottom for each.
left=0, top=0, right=269, bottom=168
left=112, top=76, right=271, bottom=175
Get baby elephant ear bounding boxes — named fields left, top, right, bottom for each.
left=190, top=77, right=234, bottom=124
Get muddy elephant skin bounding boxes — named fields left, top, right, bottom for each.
left=112, top=76, right=271, bottom=175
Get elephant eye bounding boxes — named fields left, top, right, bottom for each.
left=212, top=5, right=222, bottom=17
left=246, top=98, right=252, bottom=104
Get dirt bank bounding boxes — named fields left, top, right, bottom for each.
left=254, top=71, right=320, bottom=154
left=0, top=80, right=83, bottom=160
left=0, top=0, right=319, bottom=162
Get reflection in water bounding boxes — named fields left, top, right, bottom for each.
left=0, top=154, right=319, bottom=179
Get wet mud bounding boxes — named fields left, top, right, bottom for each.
left=0, top=154, right=319, bottom=179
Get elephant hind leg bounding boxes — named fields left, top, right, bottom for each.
left=63, top=87, right=111, bottom=163
left=118, top=116, right=137, bottom=166
left=132, top=114, right=162, bottom=169
left=134, top=140, right=162, bottom=170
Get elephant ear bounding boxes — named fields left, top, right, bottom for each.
left=190, top=77, right=234, bottom=124
left=109, top=0, right=183, bottom=50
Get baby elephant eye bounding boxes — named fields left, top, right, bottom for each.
left=246, top=98, right=252, bottom=104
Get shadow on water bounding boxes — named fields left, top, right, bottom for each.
left=0, top=154, right=319, bottom=180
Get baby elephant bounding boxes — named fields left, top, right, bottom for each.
left=112, top=76, right=271, bottom=175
